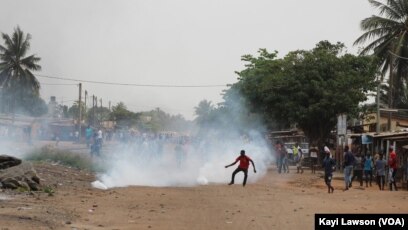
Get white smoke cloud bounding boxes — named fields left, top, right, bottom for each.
left=93, top=89, right=275, bottom=188
left=96, top=116, right=273, bottom=188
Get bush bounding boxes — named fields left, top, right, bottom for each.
left=43, top=185, right=55, bottom=196
left=24, top=145, right=101, bottom=172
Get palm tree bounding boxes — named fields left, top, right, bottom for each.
left=354, top=0, right=408, bottom=109
left=0, top=26, right=41, bottom=114
left=194, top=100, right=214, bottom=126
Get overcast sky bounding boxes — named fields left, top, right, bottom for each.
left=1, top=0, right=374, bottom=119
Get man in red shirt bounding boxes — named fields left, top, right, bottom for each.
left=388, top=147, right=398, bottom=191
left=225, top=150, right=257, bottom=186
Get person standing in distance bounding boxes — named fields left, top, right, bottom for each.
left=225, top=150, right=257, bottom=186
left=375, top=153, right=386, bottom=190
left=322, top=149, right=336, bottom=193
left=388, top=147, right=398, bottom=191
left=343, top=146, right=354, bottom=191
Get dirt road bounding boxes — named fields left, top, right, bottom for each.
left=0, top=162, right=407, bottom=230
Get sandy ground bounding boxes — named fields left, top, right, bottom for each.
left=0, top=158, right=407, bottom=230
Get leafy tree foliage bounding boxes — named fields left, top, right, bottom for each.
left=194, top=95, right=265, bottom=140
left=0, top=26, right=44, bottom=116
left=141, top=108, right=192, bottom=133
left=68, top=101, right=86, bottom=121
left=194, top=100, right=215, bottom=126
left=17, top=91, right=48, bottom=117
left=109, top=102, right=139, bottom=128
left=232, top=41, right=378, bottom=145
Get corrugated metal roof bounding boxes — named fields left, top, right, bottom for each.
left=347, top=131, right=408, bottom=138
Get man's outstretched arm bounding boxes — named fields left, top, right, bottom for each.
left=250, top=159, right=257, bottom=173
left=225, top=160, right=238, bottom=168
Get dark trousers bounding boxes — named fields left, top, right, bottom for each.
left=351, top=170, right=363, bottom=186
left=230, top=167, right=248, bottom=186
left=377, top=175, right=385, bottom=190
left=324, top=173, right=334, bottom=192
left=277, top=156, right=283, bottom=173
left=324, top=173, right=332, bottom=186
left=311, top=157, right=318, bottom=173
left=364, top=170, right=372, bottom=186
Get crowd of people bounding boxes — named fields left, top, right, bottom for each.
left=342, top=146, right=400, bottom=192
left=274, top=141, right=305, bottom=174
left=272, top=140, right=405, bottom=193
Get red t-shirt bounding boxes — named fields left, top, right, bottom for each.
left=236, top=155, right=251, bottom=169
left=389, top=151, right=397, bottom=169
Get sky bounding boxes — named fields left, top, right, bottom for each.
left=0, top=0, right=375, bottom=120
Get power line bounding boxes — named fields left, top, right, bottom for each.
left=60, top=99, right=77, bottom=103
left=41, top=83, right=78, bottom=86
left=35, top=74, right=229, bottom=88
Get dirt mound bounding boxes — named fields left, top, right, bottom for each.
left=0, top=162, right=95, bottom=229
left=0, top=155, right=40, bottom=191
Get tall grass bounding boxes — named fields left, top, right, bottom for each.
left=24, top=145, right=103, bottom=172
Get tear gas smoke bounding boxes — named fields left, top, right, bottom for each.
left=98, top=131, right=273, bottom=188
left=96, top=96, right=274, bottom=188
left=0, top=95, right=55, bottom=158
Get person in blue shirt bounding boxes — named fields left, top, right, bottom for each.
left=322, top=149, right=336, bottom=193
left=85, top=125, right=93, bottom=147
left=363, top=154, right=373, bottom=187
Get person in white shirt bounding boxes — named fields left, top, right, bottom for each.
left=97, top=129, right=103, bottom=140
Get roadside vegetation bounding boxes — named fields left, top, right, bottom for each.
left=24, top=145, right=103, bottom=172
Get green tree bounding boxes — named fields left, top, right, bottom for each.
left=233, top=41, right=378, bottom=145
left=0, top=26, right=41, bottom=114
left=354, top=0, right=408, bottom=109
left=19, top=92, right=48, bottom=117
left=141, top=108, right=191, bottom=133
left=68, top=101, right=86, bottom=121
left=193, top=95, right=262, bottom=139
left=109, top=102, right=139, bottom=128
left=194, top=100, right=215, bottom=126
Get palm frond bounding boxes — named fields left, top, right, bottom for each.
left=24, top=69, right=40, bottom=93
left=360, top=15, right=402, bottom=31
left=389, top=0, right=408, bottom=17
left=357, top=31, right=396, bottom=54
left=0, top=44, right=6, bottom=53
left=20, top=32, right=31, bottom=58
left=354, top=26, right=396, bottom=46
left=20, top=55, right=41, bottom=71
left=1, top=33, right=14, bottom=53
left=386, top=0, right=406, bottom=17
left=368, top=0, right=403, bottom=20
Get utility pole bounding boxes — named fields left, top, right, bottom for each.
left=78, top=83, right=82, bottom=143
left=95, top=96, right=98, bottom=127
left=376, top=78, right=381, bottom=133
left=92, top=95, right=95, bottom=127
left=100, top=98, right=102, bottom=108
left=84, top=90, right=88, bottom=111
left=109, top=101, right=111, bottom=111
left=388, top=54, right=394, bottom=131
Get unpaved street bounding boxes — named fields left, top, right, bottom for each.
left=1, top=162, right=407, bottom=230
